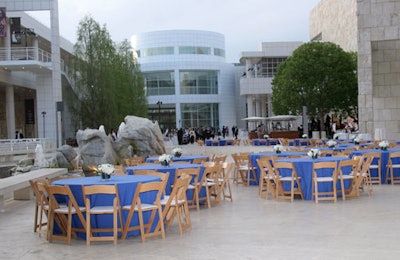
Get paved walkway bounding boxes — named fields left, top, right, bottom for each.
left=1, top=142, right=400, bottom=259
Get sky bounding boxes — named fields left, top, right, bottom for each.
left=29, top=0, right=321, bottom=63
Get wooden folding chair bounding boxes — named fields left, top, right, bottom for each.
left=46, top=185, right=86, bottom=244
left=256, top=158, right=277, bottom=199
left=198, top=164, right=221, bottom=208
left=82, top=184, right=123, bottom=245
left=29, top=178, right=50, bottom=233
left=174, top=167, right=201, bottom=211
left=386, top=151, right=400, bottom=184
left=161, top=174, right=192, bottom=235
left=312, top=161, right=338, bottom=203
left=121, top=180, right=166, bottom=242
left=337, top=158, right=358, bottom=200
left=367, top=152, right=382, bottom=184
left=274, top=161, right=304, bottom=202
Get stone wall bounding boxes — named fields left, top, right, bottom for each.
left=358, top=0, right=400, bottom=140
left=310, top=0, right=357, bottom=52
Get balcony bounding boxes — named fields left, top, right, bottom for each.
left=0, top=47, right=53, bottom=74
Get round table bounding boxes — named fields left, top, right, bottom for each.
left=53, top=175, right=161, bottom=238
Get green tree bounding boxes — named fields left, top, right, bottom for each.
left=271, top=41, right=358, bottom=131
left=67, top=16, right=147, bottom=132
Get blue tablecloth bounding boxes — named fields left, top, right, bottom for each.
left=52, top=175, right=160, bottom=238
left=349, top=149, right=400, bottom=183
left=250, top=151, right=308, bottom=185
left=276, top=157, right=350, bottom=200
left=205, top=139, right=232, bottom=146
left=126, top=163, right=205, bottom=198
left=146, top=155, right=208, bottom=164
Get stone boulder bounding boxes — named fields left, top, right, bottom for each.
left=76, top=129, right=120, bottom=172
left=55, top=145, right=79, bottom=171
left=113, top=116, right=166, bottom=158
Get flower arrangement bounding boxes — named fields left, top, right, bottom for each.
left=354, top=137, right=361, bottom=144
left=307, top=148, right=321, bottom=159
left=378, top=140, right=389, bottom=150
left=302, top=134, right=308, bottom=139
left=274, top=145, right=284, bottom=154
left=263, top=134, right=269, bottom=139
left=172, top=147, right=183, bottom=157
left=326, top=140, right=337, bottom=148
left=96, top=163, right=115, bottom=179
left=159, top=154, right=173, bottom=166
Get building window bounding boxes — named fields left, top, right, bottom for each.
left=141, top=47, right=174, bottom=57
left=179, top=46, right=211, bottom=55
left=180, top=103, right=219, bottom=128
left=214, top=48, right=225, bottom=57
left=179, top=70, right=218, bottom=94
left=260, top=57, right=287, bottom=77
left=144, top=71, right=175, bottom=96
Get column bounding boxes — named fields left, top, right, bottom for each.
left=6, top=85, right=15, bottom=139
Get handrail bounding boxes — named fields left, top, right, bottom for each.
left=0, top=138, right=56, bottom=155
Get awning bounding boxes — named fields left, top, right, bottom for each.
left=241, top=116, right=268, bottom=121
left=265, top=115, right=300, bottom=121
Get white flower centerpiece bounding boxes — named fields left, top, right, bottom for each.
left=96, top=163, right=115, bottom=180
left=326, top=140, right=337, bottom=148
left=159, top=154, right=173, bottom=166
left=308, top=148, right=321, bottom=159
left=378, top=140, right=389, bottom=151
left=274, top=144, right=284, bottom=154
left=302, top=134, right=308, bottom=139
left=172, top=147, right=183, bottom=158
left=263, top=134, right=269, bottom=139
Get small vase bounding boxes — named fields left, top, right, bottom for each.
left=100, top=172, right=111, bottom=180
left=175, top=153, right=182, bottom=158
left=312, top=155, right=318, bottom=160
left=329, top=145, right=335, bottom=148
left=276, top=150, right=282, bottom=154
left=381, top=147, right=388, bottom=151
left=161, top=161, right=170, bottom=166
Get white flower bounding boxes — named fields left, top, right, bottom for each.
left=307, top=148, right=321, bottom=158
left=172, top=147, right=183, bottom=156
left=158, top=154, right=172, bottom=163
left=379, top=140, right=389, bottom=148
left=302, top=134, right=308, bottom=138
left=274, top=145, right=284, bottom=152
left=97, top=163, right=115, bottom=175
left=326, top=140, right=337, bottom=147
left=263, top=134, right=269, bottom=139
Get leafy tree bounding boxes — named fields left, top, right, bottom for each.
left=67, top=16, right=147, bottom=132
left=271, top=41, right=358, bottom=131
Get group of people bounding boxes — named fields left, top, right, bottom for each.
left=171, top=125, right=240, bottom=145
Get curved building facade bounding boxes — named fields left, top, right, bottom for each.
left=133, top=30, right=236, bottom=131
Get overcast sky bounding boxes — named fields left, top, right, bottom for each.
left=29, top=0, right=321, bottom=63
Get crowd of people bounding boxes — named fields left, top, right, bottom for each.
left=165, top=125, right=240, bottom=145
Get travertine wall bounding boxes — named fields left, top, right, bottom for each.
left=358, top=0, right=400, bottom=140
left=310, top=0, right=357, bottom=51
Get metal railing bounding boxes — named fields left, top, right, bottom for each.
left=0, top=138, right=56, bottom=156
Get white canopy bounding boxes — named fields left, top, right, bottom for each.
left=241, top=116, right=268, bottom=121
left=266, top=115, right=300, bottom=121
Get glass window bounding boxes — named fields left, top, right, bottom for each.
left=141, top=47, right=174, bottom=57
left=144, top=71, right=175, bottom=96
left=214, top=48, right=225, bottom=57
left=179, top=46, right=211, bottom=55
left=180, top=103, right=219, bottom=128
left=260, top=57, right=287, bottom=77
left=179, top=70, right=218, bottom=94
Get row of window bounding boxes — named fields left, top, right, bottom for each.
left=144, top=70, right=218, bottom=96
left=149, top=103, right=219, bottom=129
left=137, top=46, right=225, bottom=58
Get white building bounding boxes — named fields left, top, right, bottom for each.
left=0, top=0, right=74, bottom=147
left=133, top=30, right=237, bottom=132
left=238, top=42, right=303, bottom=130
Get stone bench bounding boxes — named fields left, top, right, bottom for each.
left=0, top=168, right=68, bottom=212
